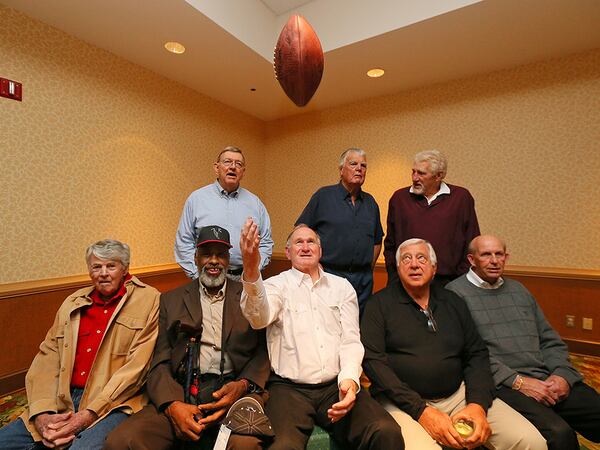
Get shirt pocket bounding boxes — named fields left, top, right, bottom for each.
left=319, top=297, right=342, bottom=337
left=111, top=315, right=145, bottom=355
left=281, top=301, right=310, bottom=351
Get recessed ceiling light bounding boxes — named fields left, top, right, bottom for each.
left=367, top=68, right=385, bottom=78
left=164, top=41, right=185, bottom=54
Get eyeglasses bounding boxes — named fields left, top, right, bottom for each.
left=400, top=253, right=429, bottom=265
left=422, top=307, right=437, bottom=333
left=219, top=159, right=245, bottom=169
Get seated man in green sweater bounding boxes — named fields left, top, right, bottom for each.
left=447, top=235, right=600, bottom=450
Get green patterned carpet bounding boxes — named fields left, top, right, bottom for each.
left=2, top=353, right=599, bottom=449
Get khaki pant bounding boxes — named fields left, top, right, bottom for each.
left=381, top=383, right=547, bottom=450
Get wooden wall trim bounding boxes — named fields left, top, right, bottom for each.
left=504, top=265, right=600, bottom=281
left=564, top=339, right=600, bottom=357
left=271, top=253, right=600, bottom=280
left=0, top=371, right=26, bottom=396
left=0, top=263, right=183, bottom=299
left=2, top=259, right=598, bottom=300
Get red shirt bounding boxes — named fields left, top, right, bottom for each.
left=71, top=274, right=131, bottom=388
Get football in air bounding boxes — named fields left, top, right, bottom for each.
left=274, top=15, right=324, bottom=107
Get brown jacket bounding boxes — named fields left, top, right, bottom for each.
left=147, top=279, right=270, bottom=410
left=22, top=276, right=160, bottom=441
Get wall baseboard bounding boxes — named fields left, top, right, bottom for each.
left=0, top=370, right=26, bottom=396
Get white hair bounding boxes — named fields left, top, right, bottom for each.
left=86, top=239, right=130, bottom=269
left=396, top=238, right=437, bottom=266
left=338, top=148, right=367, bottom=169
left=414, top=150, right=447, bottom=178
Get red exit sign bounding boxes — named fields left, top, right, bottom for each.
left=1, top=77, right=23, bottom=101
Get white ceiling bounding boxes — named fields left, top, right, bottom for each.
left=260, top=0, right=314, bottom=16
left=2, top=0, right=600, bottom=121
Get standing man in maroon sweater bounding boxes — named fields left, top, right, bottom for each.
left=384, top=150, right=479, bottom=285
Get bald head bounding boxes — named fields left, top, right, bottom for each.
left=467, top=235, right=509, bottom=284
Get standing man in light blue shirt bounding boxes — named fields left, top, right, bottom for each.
left=175, top=146, right=273, bottom=280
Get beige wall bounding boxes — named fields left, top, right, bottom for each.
left=0, top=5, right=265, bottom=283
left=264, top=49, right=600, bottom=269
left=2, top=5, right=599, bottom=285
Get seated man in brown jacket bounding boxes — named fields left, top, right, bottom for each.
left=106, top=226, right=271, bottom=450
left=0, top=239, right=160, bottom=450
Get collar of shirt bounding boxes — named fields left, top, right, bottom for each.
left=410, top=181, right=451, bottom=205
left=200, top=278, right=227, bottom=303
left=90, top=273, right=132, bottom=306
left=466, top=268, right=504, bottom=289
left=289, top=266, right=327, bottom=287
left=213, top=180, right=239, bottom=198
left=336, top=181, right=362, bottom=202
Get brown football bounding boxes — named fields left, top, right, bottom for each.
left=274, top=15, right=324, bottom=107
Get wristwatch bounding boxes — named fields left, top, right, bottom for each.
left=512, top=375, right=524, bottom=391
left=240, top=378, right=260, bottom=394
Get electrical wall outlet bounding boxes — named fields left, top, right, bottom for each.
left=582, top=317, right=593, bottom=331
left=565, top=315, right=575, bottom=328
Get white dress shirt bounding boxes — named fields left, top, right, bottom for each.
left=241, top=268, right=363, bottom=388
left=410, top=181, right=451, bottom=205
left=466, top=267, right=504, bottom=289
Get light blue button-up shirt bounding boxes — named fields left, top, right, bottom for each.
left=175, top=180, right=273, bottom=279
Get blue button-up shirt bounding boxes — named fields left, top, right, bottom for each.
left=296, top=182, right=383, bottom=269
left=175, top=181, right=273, bottom=278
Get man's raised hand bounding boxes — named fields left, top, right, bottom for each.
left=240, top=218, right=261, bottom=282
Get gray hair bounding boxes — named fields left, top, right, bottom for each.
left=338, top=148, right=367, bottom=169
left=216, top=145, right=244, bottom=163
left=86, top=239, right=131, bottom=269
left=414, top=150, right=447, bottom=178
left=396, top=238, right=437, bottom=266
left=285, top=224, right=321, bottom=247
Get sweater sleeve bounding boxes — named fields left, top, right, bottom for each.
left=451, top=294, right=495, bottom=411
left=533, top=298, right=582, bottom=386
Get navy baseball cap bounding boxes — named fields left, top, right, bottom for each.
left=195, top=225, right=233, bottom=249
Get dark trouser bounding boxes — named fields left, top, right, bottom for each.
left=104, top=402, right=263, bottom=450
left=323, top=267, right=373, bottom=316
left=264, top=377, right=404, bottom=450
left=497, top=382, right=600, bottom=450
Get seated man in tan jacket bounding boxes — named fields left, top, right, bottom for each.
left=0, top=239, right=160, bottom=450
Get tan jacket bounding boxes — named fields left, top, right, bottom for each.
left=21, top=275, right=160, bottom=441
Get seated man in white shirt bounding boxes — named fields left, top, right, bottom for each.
left=239, top=220, right=405, bottom=450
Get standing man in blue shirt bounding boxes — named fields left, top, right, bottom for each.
left=296, top=148, right=384, bottom=314
left=175, top=146, right=273, bottom=280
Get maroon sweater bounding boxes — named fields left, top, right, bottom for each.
left=383, top=184, right=480, bottom=279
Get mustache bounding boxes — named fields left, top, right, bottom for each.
left=202, top=264, right=225, bottom=272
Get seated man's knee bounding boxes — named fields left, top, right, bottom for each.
left=268, top=435, right=306, bottom=450
left=373, top=419, right=405, bottom=448
left=104, top=430, right=129, bottom=450
left=226, top=434, right=264, bottom=450
left=545, top=420, right=578, bottom=450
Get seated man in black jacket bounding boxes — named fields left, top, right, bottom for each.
left=361, top=238, right=546, bottom=450
left=106, top=226, right=271, bottom=450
